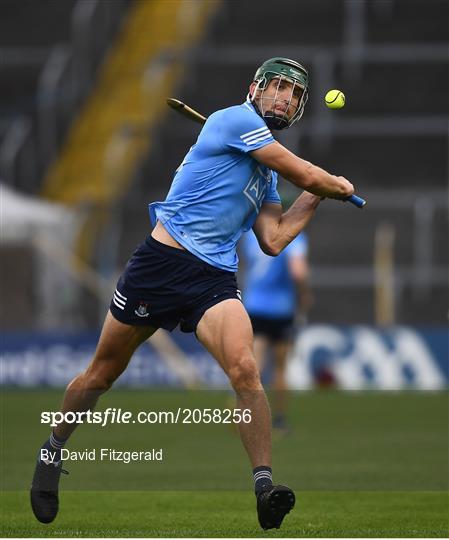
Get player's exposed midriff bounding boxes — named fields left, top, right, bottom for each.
left=151, top=221, right=186, bottom=251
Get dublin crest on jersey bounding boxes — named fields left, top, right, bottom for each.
left=135, top=302, right=150, bottom=318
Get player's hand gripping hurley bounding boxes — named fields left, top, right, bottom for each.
left=167, top=98, right=366, bottom=209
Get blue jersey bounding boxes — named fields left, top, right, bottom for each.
left=149, top=100, right=281, bottom=272
left=242, top=230, right=308, bottom=318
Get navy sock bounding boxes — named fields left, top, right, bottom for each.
left=40, top=431, right=67, bottom=463
left=253, top=465, right=273, bottom=494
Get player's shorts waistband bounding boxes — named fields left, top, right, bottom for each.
left=145, top=235, right=231, bottom=274
left=145, top=234, right=194, bottom=258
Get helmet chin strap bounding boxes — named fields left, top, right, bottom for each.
left=251, top=100, right=290, bottom=130
left=260, top=109, right=289, bottom=130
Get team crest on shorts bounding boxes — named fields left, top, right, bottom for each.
left=135, top=301, right=150, bottom=318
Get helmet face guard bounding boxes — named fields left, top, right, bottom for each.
left=250, top=57, right=309, bottom=130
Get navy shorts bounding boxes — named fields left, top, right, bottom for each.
left=110, top=236, right=241, bottom=333
left=249, top=314, right=295, bottom=342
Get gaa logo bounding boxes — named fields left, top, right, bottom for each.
left=134, top=302, right=150, bottom=318
left=243, top=166, right=270, bottom=212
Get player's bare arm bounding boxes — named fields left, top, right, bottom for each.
left=251, top=142, right=353, bottom=199
left=252, top=193, right=321, bottom=256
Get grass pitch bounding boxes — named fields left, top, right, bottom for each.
left=1, top=389, right=448, bottom=537
left=2, top=490, right=448, bottom=537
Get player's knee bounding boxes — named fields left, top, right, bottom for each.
left=65, top=370, right=112, bottom=400
left=228, top=354, right=261, bottom=391
left=82, top=360, right=120, bottom=393
left=83, top=371, right=115, bottom=392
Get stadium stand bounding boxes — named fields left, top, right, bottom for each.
left=0, top=0, right=130, bottom=193
left=1, top=0, right=447, bottom=328
left=0, top=0, right=131, bottom=328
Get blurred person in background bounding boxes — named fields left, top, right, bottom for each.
left=241, top=221, right=312, bottom=435
left=30, top=57, right=354, bottom=530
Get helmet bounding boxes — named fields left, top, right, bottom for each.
left=250, top=57, right=309, bottom=130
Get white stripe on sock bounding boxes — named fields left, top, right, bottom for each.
left=254, top=472, right=272, bottom=481
left=50, top=433, right=65, bottom=449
